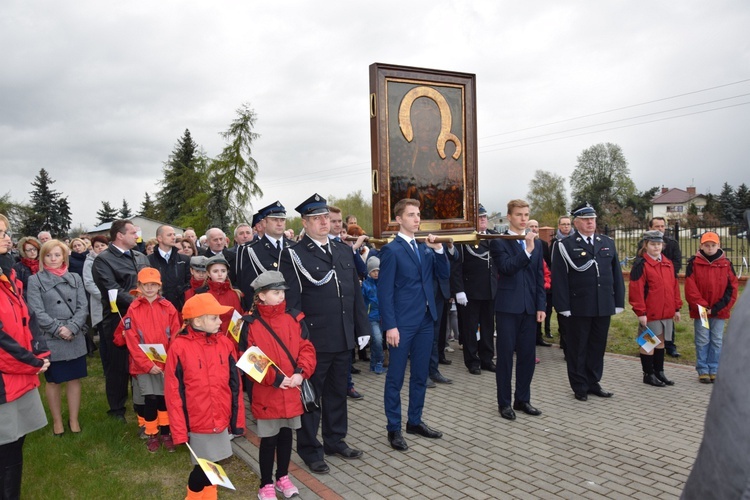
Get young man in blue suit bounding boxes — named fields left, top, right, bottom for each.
left=491, top=199, right=546, bottom=421
left=378, top=198, right=450, bottom=451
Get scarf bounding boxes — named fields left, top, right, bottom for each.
left=556, top=229, right=571, bottom=240
left=21, top=257, right=40, bottom=275
left=45, top=264, right=69, bottom=277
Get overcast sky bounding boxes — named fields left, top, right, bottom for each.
left=2, top=0, right=748, bottom=231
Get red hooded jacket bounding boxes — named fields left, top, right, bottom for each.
left=0, top=272, right=49, bottom=404
left=164, top=326, right=245, bottom=445
left=629, top=255, right=682, bottom=320
left=239, top=301, right=317, bottom=420
left=114, top=296, right=181, bottom=375
left=684, top=250, right=738, bottom=320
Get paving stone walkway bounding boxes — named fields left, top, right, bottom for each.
left=233, top=344, right=709, bottom=499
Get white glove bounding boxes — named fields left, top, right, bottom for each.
left=560, top=311, right=571, bottom=317
left=456, top=292, right=468, bottom=306
left=615, top=307, right=624, bottom=315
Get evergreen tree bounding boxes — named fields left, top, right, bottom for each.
left=156, top=129, right=199, bottom=223
left=735, top=183, right=750, bottom=211
left=139, top=192, right=158, bottom=219
left=19, top=169, right=72, bottom=238
left=205, top=173, right=231, bottom=232
left=210, top=103, right=263, bottom=222
left=96, top=201, right=119, bottom=225
left=119, top=199, right=133, bottom=219
left=717, top=182, right=738, bottom=223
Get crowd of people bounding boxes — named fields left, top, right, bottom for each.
left=0, top=195, right=741, bottom=499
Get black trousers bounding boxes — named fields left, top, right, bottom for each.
left=565, top=315, right=611, bottom=395
left=458, top=299, right=495, bottom=370
left=429, top=297, right=449, bottom=377
left=296, top=350, right=349, bottom=464
left=495, top=312, right=536, bottom=407
left=99, top=315, right=130, bottom=416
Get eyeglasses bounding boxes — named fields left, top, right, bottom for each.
left=0, top=229, right=12, bottom=239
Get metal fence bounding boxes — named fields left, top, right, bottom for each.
left=604, top=223, right=749, bottom=277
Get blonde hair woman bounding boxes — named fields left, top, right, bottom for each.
left=26, top=239, right=89, bottom=436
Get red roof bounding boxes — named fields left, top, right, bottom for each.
left=652, top=188, right=704, bottom=204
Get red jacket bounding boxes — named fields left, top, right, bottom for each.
left=164, top=326, right=245, bottom=445
left=114, top=296, right=181, bottom=375
left=184, top=277, right=205, bottom=302
left=0, top=272, right=49, bottom=404
left=205, top=280, right=243, bottom=337
left=629, top=255, right=682, bottom=320
left=684, top=250, right=738, bottom=320
left=240, top=301, right=317, bottom=420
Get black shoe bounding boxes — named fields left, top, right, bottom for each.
left=588, top=387, right=614, bottom=398
left=513, top=401, right=542, bottom=416
left=481, top=363, right=496, bottom=372
left=469, top=368, right=482, bottom=375
left=388, top=431, right=408, bottom=451
left=306, top=460, right=330, bottom=474
left=574, top=393, right=588, bottom=401
left=667, top=351, right=681, bottom=358
left=325, top=446, right=363, bottom=460
left=426, top=378, right=436, bottom=388
left=643, top=373, right=666, bottom=387
left=536, top=339, right=552, bottom=347
left=358, top=353, right=370, bottom=361
left=655, top=371, right=675, bottom=386
left=351, top=366, right=362, bottom=374
left=499, top=406, right=516, bottom=420
left=347, top=388, right=364, bottom=399
left=544, top=333, right=553, bottom=339
left=110, top=414, right=127, bottom=424
left=438, top=358, right=452, bottom=365
left=430, top=373, right=453, bottom=384
left=406, top=422, right=442, bottom=438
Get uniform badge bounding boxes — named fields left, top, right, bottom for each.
left=273, top=262, right=278, bottom=267
left=581, top=252, right=587, bottom=256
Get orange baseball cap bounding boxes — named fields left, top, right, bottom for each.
left=182, top=293, right=233, bottom=319
left=137, top=267, right=162, bottom=285
left=700, top=232, right=720, bottom=245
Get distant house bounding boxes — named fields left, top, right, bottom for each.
left=86, top=216, right=185, bottom=241
left=651, top=187, right=707, bottom=222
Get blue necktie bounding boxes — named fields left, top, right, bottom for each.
left=411, top=240, right=421, bottom=263
left=519, top=240, right=526, bottom=251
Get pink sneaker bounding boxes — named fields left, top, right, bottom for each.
left=257, top=483, right=277, bottom=500
left=146, top=435, right=160, bottom=453
left=275, top=475, right=299, bottom=498
left=160, top=434, right=176, bottom=453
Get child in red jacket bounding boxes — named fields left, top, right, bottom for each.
left=629, top=231, right=682, bottom=387
left=116, top=268, right=181, bottom=452
left=204, top=255, right=243, bottom=339
left=241, top=271, right=316, bottom=500
left=684, top=232, right=738, bottom=383
left=184, top=256, right=208, bottom=302
left=164, top=293, right=245, bottom=500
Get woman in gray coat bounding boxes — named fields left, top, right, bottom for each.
left=26, top=239, right=88, bottom=436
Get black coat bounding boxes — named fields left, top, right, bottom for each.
left=450, top=231, right=498, bottom=300
left=279, top=236, right=368, bottom=353
left=148, top=250, right=191, bottom=311
left=551, top=231, right=625, bottom=317
left=91, top=244, right=150, bottom=321
left=236, top=236, right=291, bottom=307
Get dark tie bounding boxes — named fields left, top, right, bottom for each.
left=321, top=243, right=330, bottom=256
left=123, top=250, right=131, bottom=257
left=275, top=240, right=280, bottom=251
left=410, top=240, right=421, bottom=263
left=587, top=237, right=593, bottom=247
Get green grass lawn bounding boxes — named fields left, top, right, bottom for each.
left=23, top=356, right=259, bottom=499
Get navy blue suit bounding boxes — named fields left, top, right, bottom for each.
left=378, top=235, right=449, bottom=432
left=491, top=236, right=546, bottom=408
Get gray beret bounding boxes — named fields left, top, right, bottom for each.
left=643, top=230, right=664, bottom=243
left=251, top=270, right=289, bottom=294
left=190, top=256, right=209, bottom=271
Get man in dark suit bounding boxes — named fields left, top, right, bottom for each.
left=428, top=241, right=457, bottom=386
left=279, top=194, right=368, bottom=474
left=236, top=201, right=290, bottom=309
left=201, top=227, right=238, bottom=284
left=552, top=203, right=625, bottom=401
left=378, top=198, right=450, bottom=451
left=147, top=225, right=190, bottom=311
left=451, top=203, right=498, bottom=374
left=491, top=200, right=546, bottom=421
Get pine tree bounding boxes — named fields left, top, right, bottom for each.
left=717, top=182, right=738, bottom=223
left=96, top=201, right=119, bottom=225
left=19, top=169, right=72, bottom=238
left=139, top=192, right=158, bottom=219
left=119, top=199, right=133, bottom=219
left=210, top=103, right=263, bottom=222
left=156, top=129, right=200, bottom=223
left=205, top=174, right=231, bottom=232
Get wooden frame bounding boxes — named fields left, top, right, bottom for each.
left=369, top=63, right=478, bottom=237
